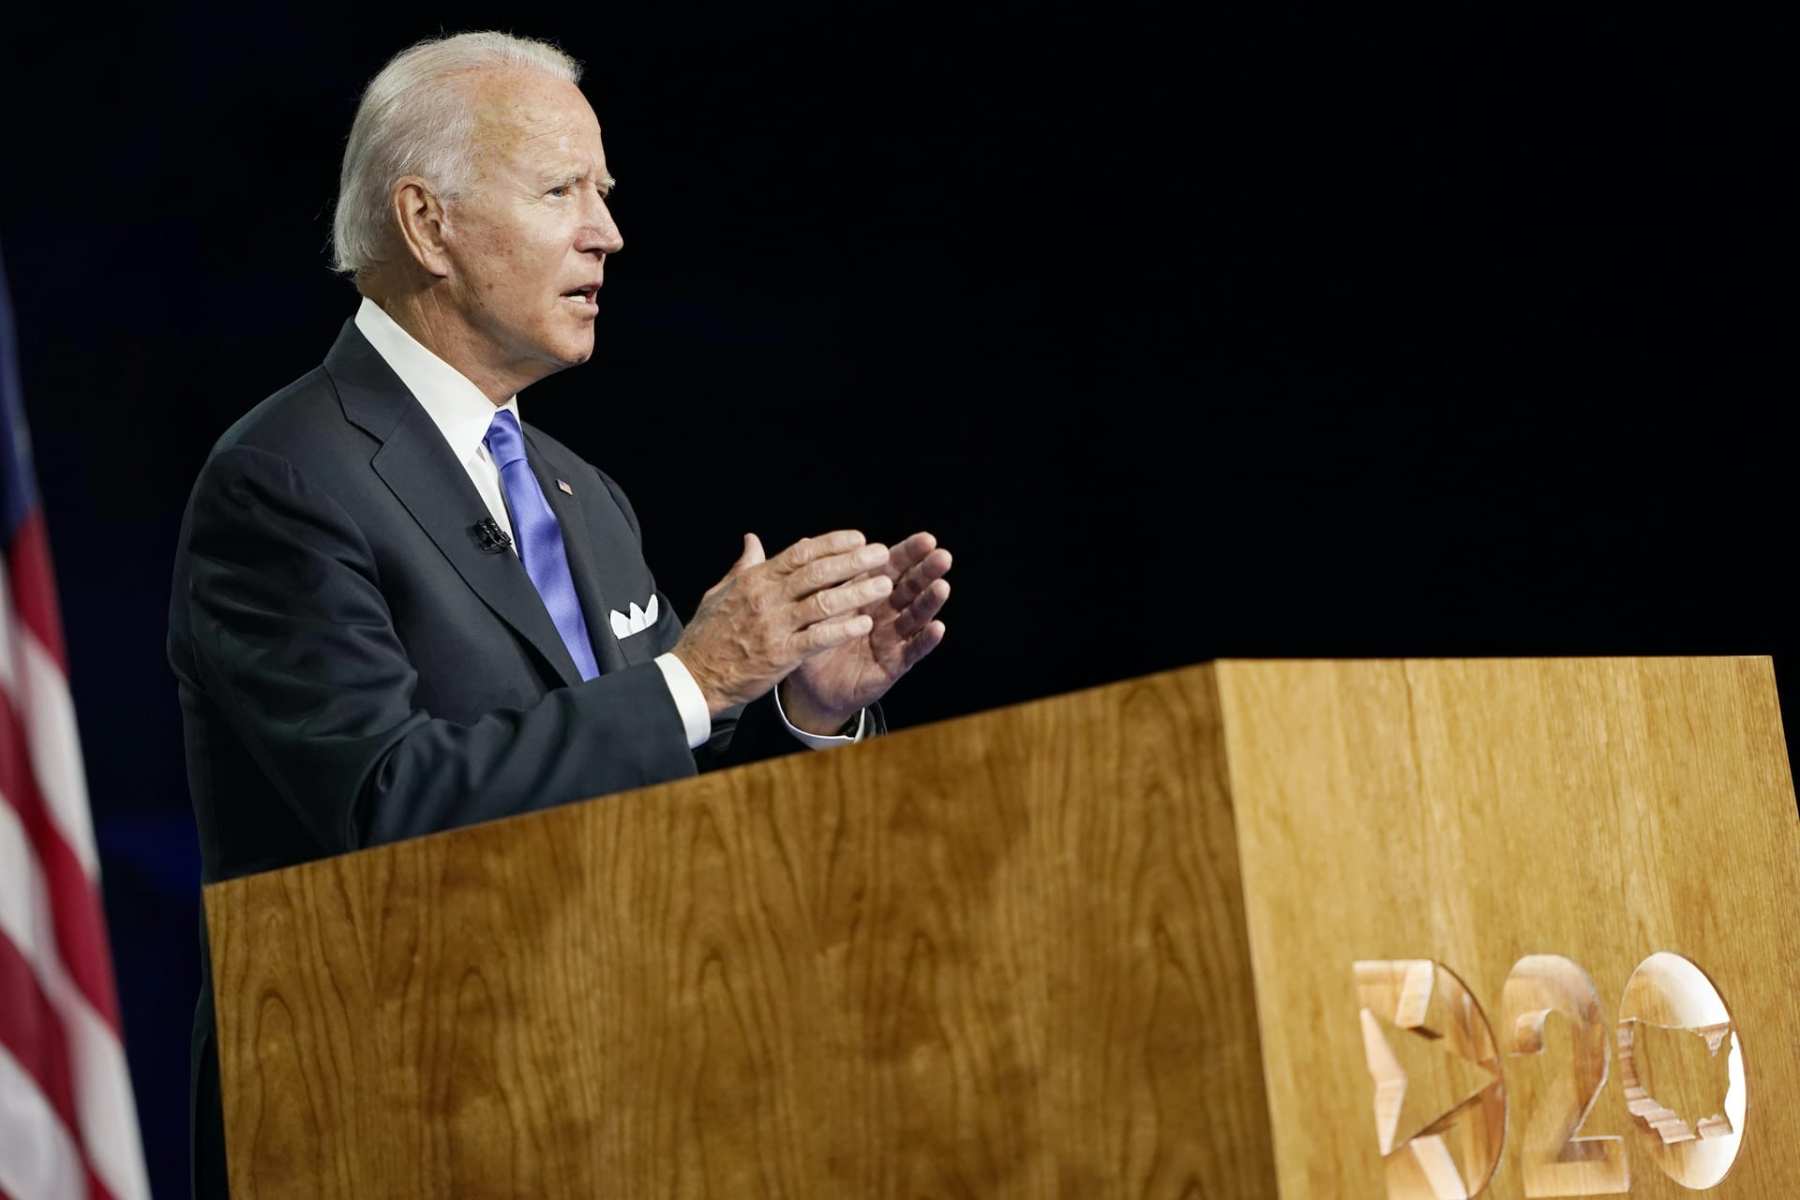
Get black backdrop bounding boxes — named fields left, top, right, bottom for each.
left=2, top=3, right=1786, bottom=1193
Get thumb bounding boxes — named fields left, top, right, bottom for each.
left=732, top=532, right=766, bottom=573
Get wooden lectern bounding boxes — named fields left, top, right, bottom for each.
left=205, top=658, right=1800, bottom=1197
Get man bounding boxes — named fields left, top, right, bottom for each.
left=167, top=31, right=951, bottom=1197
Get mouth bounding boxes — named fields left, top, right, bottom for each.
left=560, top=283, right=600, bottom=312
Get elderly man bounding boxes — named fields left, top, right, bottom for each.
left=167, top=30, right=950, bottom=1196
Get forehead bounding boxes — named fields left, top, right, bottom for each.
left=467, top=69, right=604, bottom=173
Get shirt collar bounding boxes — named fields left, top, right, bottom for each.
left=353, top=296, right=520, bottom=466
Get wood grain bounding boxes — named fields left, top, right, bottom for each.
left=208, top=657, right=1800, bottom=1196
left=1218, top=657, right=1800, bottom=1197
left=205, top=665, right=1279, bottom=1198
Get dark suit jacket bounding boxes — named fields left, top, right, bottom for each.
left=168, top=319, right=879, bottom=1198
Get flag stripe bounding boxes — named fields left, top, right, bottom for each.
left=0, top=525, right=100, bottom=881
left=0, top=1043, right=105, bottom=1200
left=0, top=928, right=80, bottom=1160
left=11, top=618, right=100, bottom=877
left=0, top=932, right=114, bottom=1200
left=5, top=513, right=65, bottom=670
left=0, top=804, right=142, bottom=1200
left=0, top=688, right=120, bottom=1032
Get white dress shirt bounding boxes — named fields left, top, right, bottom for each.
left=353, top=298, right=863, bottom=750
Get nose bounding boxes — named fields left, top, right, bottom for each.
left=578, top=192, right=624, bottom=257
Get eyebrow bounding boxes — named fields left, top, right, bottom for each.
left=544, top=169, right=616, bottom=195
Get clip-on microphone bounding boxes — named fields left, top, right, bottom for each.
left=471, top=517, right=513, bottom=554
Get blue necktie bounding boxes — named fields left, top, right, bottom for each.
left=484, top=410, right=601, bottom=681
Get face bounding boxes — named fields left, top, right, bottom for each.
left=440, top=70, right=623, bottom=385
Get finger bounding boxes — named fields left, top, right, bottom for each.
left=882, top=532, right=940, bottom=581
left=702, top=534, right=764, bottom=599
left=891, top=579, right=950, bottom=639
left=776, top=530, right=866, bottom=574
left=887, top=548, right=952, bottom=610
left=795, top=611, right=874, bottom=655
left=732, top=533, right=766, bottom=574
left=900, top=620, right=947, bottom=670
left=800, top=571, right=893, bottom=623
left=785, top=542, right=890, bottom=599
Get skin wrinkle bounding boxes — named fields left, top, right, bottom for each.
left=365, top=67, right=622, bottom=405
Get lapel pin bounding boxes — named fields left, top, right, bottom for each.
left=556, top=479, right=574, bottom=495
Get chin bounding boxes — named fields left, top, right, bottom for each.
left=549, top=330, right=596, bottom=367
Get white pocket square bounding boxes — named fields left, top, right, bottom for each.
left=609, top=594, right=659, bottom=639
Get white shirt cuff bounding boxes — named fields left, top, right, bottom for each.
left=774, top=685, right=867, bottom=750
left=654, top=653, right=713, bottom=750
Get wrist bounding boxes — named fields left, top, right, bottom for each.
left=670, top=649, right=731, bottom=718
left=777, top=677, right=856, bottom=736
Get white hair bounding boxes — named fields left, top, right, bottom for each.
left=331, top=31, right=582, bottom=277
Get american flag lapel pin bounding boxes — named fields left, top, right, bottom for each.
left=556, top=479, right=574, bottom=495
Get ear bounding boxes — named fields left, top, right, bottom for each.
left=391, top=177, right=452, bottom=279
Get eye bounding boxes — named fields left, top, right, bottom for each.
left=547, top=184, right=570, bottom=198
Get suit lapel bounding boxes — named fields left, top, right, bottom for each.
left=522, top=433, right=630, bottom=674
left=325, top=322, right=585, bottom=690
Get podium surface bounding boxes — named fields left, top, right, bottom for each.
left=205, top=658, right=1800, bottom=1196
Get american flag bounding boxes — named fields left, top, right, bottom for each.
left=0, top=251, right=149, bottom=1197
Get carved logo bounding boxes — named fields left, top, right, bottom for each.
left=1354, top=953, right=1742, bottom=1197
left=1355, top=960, right=1505, bottom=1198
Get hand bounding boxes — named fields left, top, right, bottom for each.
left=778, top=531, right=951, bottom=734
left=671, top=530, right=895, bottom=718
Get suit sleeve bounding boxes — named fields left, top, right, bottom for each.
left=182, top=444, right=697, bottom=853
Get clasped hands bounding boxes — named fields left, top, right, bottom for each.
left=670, top=529, right=952, bottom=735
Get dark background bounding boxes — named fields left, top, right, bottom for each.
left=2, top=2, right=1786, bottom=1193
